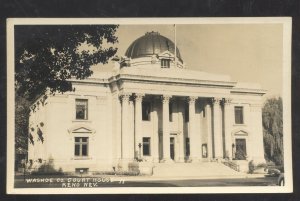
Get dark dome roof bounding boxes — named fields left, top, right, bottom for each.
left=125, top=31, right=183, bottom=62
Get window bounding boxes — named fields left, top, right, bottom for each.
left=185, top=138, right=190, bottom=156
left=161, top=59, right=170, bottom=68
left=234, top=106, right=244, bottom=124
left=75, top=168, right=89, bottom=174
left=169, top=102, right=173, bottom=122
left=143, top=137, right=151, bottom=156
left=75, top=137, right=88, bottom=157
left=76, top=99, right=88, bottom=120
left=185, top=104, right=189, bottom=122
left=142, top=101, right=151, bottom=121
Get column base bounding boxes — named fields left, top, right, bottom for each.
left=152, top=158, right=160, bottom=163
left=177, top=157, right=185, bottom=163
left=187, top=157, right=201, bottom=163
left=160, top=158, right=174, bottom=163
left=117, top=159, right=135, bottom=171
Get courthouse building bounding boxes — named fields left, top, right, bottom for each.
left=28, top=31, right=266, bottom=173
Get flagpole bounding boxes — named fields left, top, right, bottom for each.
left=174, top=24, right=177, bottom=66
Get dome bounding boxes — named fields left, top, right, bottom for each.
left=125, top=31, right=183, bottom=63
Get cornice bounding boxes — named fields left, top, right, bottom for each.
left=117, top=74, right=237, bottom=88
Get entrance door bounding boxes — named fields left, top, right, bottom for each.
left=235, top=139, right=247, bottom=160
left=170, top=137, right=175, bottom=160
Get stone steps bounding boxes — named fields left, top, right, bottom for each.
left=152, top=162, right=245, bottom=177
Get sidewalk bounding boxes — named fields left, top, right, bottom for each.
left=108, top=173, right=268, bottom=182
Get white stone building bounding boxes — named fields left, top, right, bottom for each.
left=28, top=31, right=266, bottom=174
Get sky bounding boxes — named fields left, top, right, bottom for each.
left=93, top=24, right=283, bottom=98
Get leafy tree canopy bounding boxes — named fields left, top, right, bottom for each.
left=15, top=25, right=119, bottom=101
left=262, top=97, right=283, bottom=166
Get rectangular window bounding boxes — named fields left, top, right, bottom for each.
left=234, top=106, right=244, bottom=124
left=143, top=137, right=151, bottom=156
left=142, top=101, right=151, bottom=121
left=185, top=104, right=189, bottom=122
left=169, top=102, right=173, bottom=122
left=75, top=137, right=88, bottom=157
left=161, top=59, right=170, bottom=68
left=76, top=99, right=88, bottom=120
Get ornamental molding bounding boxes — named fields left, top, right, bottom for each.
left=187, top=96, right=198, bottom=104
left=161, top=95, right=172, bottom=103
left=117, top=74, right=236, bottom=88
left=134, top=93, right=145, bottom=102
left=223, top=98, right=233, bottom=105
left=211, top=97, right=222, bottom=105
left=119, top=92, right=132, bottom=102
left=68, top=125, right=96, bottom=134
left=231, top=129, right=250, bottom=136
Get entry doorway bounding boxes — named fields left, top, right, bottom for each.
left=235, top=139, right=247, bottom=160
left=170, top=137, right=175, bottom=160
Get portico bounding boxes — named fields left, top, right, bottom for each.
left=118, top=90, right=235, bottom=164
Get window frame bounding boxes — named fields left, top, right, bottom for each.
left=234, top=106, right=244, bottom=124
left=142, top=137, right=151, bottom=156
left=74, top=137, right=89, bottom=157
left=161, top=59, right=170, bottom=68
left=75, top=99, right=88, bottom=120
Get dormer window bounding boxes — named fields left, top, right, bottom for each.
left=161, top=59, right=170, bottom=68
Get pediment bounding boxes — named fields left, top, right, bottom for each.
left=72, top=127, right=92, bottom=133
left=234, top=130, right=248, bottom=136
left=158, top=51, right=174, bottom=58
left=68, top=125, right=95, bottom=134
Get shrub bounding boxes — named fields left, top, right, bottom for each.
left=31, top=158, right=64, bottom=175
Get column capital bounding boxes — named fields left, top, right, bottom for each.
left=134, top=93, right=144, bottom=102
left=223, top=98, right=233, bottom=105
left=187, top=96, right=198, bottom=104
left=161, top=95, right=172, bottom=104
left=211, top=97, right=222, bottom=105
left=119, top=93, right=131, bottom=102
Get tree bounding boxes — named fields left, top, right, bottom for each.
left=15, top=25, right=119, bottom=159
left=15, top=25, right=119, bottom=101
left=262, top=97, right=283, bottom=166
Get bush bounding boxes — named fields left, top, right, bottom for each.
left=248, top=161, right=268, bottom=174
left=31, top=158, right=64, bottom=175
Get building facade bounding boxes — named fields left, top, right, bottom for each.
left=27, top=32, right=266, bottom=173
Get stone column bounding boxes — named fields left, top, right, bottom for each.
left=206, top=102, right=213, bottom=160
left=188, top=96, right=200, bottom=162
left=212, top=98, right=223, bottom=159
left=223, top=98, right=233, bottom=160
left=161, top=95, right=172, bottom=162
left=120, top=93, right=133, bottom=162
left=178, top=100, right=185, bottom=162
left=134, top=93, right=144, bottom=160
left=152, top=98, right=160, bottom=162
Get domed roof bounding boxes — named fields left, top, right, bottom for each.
left=125, top=31, right=183, bottom=63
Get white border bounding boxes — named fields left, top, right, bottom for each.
left=7, top=17, right=292, bottom=194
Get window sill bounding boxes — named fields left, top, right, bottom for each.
left=72, top=157, right=92, bottom=160
left=233, top=124, right=247, bottom=126
left=72, top=120, right=92, bottom=123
